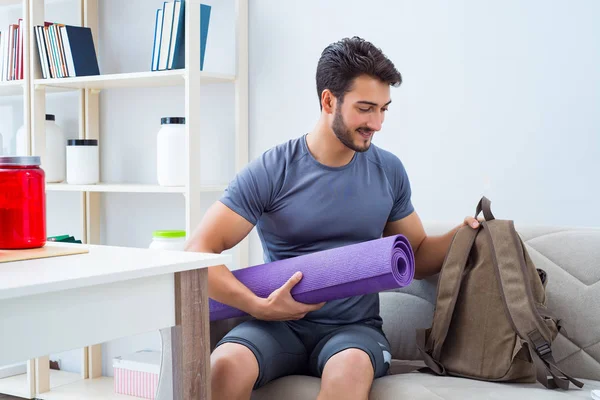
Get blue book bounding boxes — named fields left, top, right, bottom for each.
left=169, top=2, right=211, bottom=70
left=151, top=8, right=164, bottom=71
left=61, top=25, right=100, bottom=76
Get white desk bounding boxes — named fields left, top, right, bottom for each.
left=0, top=242, right=230, bottom=399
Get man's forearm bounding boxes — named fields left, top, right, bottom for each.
left=185, top=241, right=264, bottom=317
left=207, top=264, right=264, bottom=316
left=413, top=224, right=461, bottom=279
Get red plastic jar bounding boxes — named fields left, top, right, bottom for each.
left=0, top=156, right=46, bottom=249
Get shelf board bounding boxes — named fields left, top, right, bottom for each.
left=34, top=70, right=236, bottom=92
left=0, top=80, right=24, bottom=97
left=45, top=182, right=227, bottom=194
left=37, top=374, right=138, bottom=400
left=0, top=0, right=22, bottom=6
left=0, top=372, right=31, bottom=399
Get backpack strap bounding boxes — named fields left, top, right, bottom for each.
left=481, top=220, right=583, bottom=390
left=476, top=196, right=495, bottom=221
left=416, top=224, right=479, bottom=373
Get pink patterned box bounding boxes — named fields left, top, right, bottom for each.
left=113, top=350, right=161, bottom=399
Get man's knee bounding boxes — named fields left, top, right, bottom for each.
left=211, top=342, right=259, bottom=389
left=322, top=348, right=374, bottom=383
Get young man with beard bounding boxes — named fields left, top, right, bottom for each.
left=185, top=36, right=480, bottom=400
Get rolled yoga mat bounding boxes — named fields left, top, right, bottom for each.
left=209, top=234, right=415, bottom=321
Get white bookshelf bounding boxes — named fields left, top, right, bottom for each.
left=1, top=0, right=250, bottom=398
left=0, top=0, right=33, bottom=396
left=38, top=374, right=134, bottom=400
left=0, top=80, right=25, bottom=96
left=0, top=372, right=33, bottom=399
left=0, top=370, right=137, bottom=400
left=45, top=182, right=228, bottom=193
left=33, top=69, right=236, bottom=92
left=0, top=0, right=22, bottom=6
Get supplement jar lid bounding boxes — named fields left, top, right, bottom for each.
left=67, top=139, right=98, bottom=146
left=161, top=117, right=185, bottom=125
left=152, top=230, right=186, bottom=239
left=0, top=156, right=41, bottom=166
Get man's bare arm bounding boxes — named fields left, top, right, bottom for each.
left=383, top=211, right=480, bottom=279
left=185, top=201, right=325, bottom=320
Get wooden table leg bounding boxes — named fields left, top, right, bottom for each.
left=172, top=268, right=210, bottom=400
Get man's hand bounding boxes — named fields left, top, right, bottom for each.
left=251, top=271, right=326, bottom=321
left=463, top=215, right=483, bottom=229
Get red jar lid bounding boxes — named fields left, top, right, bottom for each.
left=0, top=156, right=41, bottom=166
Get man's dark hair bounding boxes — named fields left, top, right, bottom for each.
left=316, top=36, right=402, bottom=109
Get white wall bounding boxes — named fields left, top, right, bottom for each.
left=247, top=0, right=600, bottom=267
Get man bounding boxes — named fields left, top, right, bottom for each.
left=185, top=36, right=480, bottom=400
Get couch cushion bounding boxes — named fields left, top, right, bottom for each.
left=251, top=373, right=600, bottom=399
left=379, top=285, right=436, bottom=360
left=523, top=229, right=600, bottom=381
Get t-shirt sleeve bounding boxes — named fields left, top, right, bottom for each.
left=387, top=154, right=415, bottom=222
left=219, top=150, right=278, bottom=225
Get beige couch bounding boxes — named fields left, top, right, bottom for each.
left=210, top=223, right=600, bottom=399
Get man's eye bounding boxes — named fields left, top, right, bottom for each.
left=359, top=108, right=371, bottom=112
left=382, top=108, right=388, bottom=112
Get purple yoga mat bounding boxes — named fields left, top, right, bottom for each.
left=209, top=234, right=415, bottom=321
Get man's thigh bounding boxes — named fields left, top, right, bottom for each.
left=308, top=324, right=392, bottom=378
left=215, top=319, right=308, bottom=389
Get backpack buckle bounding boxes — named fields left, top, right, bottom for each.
left=536, top=342, right=552, bottom=358
left=529, top=330, right=552, bottom=359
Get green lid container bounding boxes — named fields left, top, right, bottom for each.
left=152, top=230, right=186, bottom=239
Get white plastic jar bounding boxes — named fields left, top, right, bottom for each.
left=66, top=139, right=99, bottom=185
left=149, top=230, right=186, bottom=250
left=16, top=114, right=66, bottom=183
left=44, top=114, right=66, bottom=183
left=157, top=117, right=185, bottom=187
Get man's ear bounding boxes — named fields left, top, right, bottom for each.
left=321, top=89, right=335, bottom=114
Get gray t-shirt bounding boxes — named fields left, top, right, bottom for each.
left=220, top=134, right=414, bottom=327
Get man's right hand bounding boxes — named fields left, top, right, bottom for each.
left=251, top=271, right=326, bottom=321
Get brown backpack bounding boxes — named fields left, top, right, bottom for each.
left=412, top=197, right=583, bottom=389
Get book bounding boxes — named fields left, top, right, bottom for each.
left=34, top=23, right=100, bottom=78
left=0, top=24, right=21, bottom=81
left=151, top=8, right=164, bottom=71
left=150, top=1, right=211, bottom=71
left=157, top=1, right=175, bottom=71
left=62, top=25, right=100, bottom=77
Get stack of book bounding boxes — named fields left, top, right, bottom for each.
left=0, top=18, right=24, bottom=81
left=34, top=23, right=100, bottom=79
left=151, top=0, right=211, bottom=71
left=48, top=234, right=82, bottom=244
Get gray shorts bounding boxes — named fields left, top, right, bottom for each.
left=215, top=319, right=392, bottom=389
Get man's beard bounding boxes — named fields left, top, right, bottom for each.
left=332, top=107, right=373, bottom=153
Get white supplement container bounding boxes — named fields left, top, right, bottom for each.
left=15, top=114, right=66, bottom=182
left=16, top=114, right=66, bottom=183
left=66, top=139, right=99, bottom=184
left=44, top=114, right=66, bottom=183
left=156, top=117, right=185, bottom=187
left=149, top=230, right=186, bottom=250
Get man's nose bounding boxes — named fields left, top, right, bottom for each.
left=367, top=113, right=383, bottom=132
